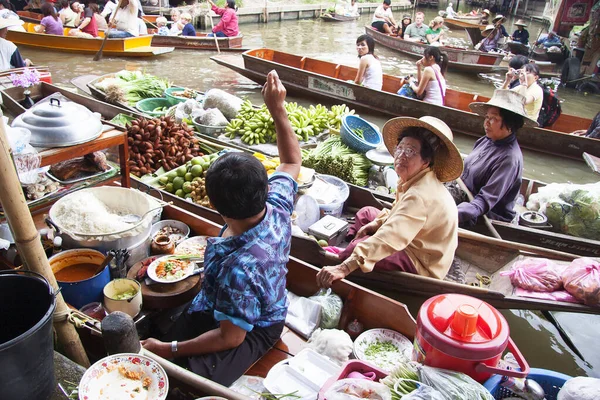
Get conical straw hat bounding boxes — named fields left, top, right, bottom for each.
left=469, top=89, right=539, bottom=127
left=514, top=19, right=528, bottom=27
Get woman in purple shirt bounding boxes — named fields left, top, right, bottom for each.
left=35, top=2, right=64, bottom=35
left=458, top=89, right=538, bottom=227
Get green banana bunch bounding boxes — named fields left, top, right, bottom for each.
left=225, top=118, right=244, bottom=139
left=328, top=104, right=356, bottom=130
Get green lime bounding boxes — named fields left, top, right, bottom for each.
left=175, top=189, right=184, bottom=198
left=191, top=156, right=203, bottom=166
left=165, top=183, right=174, bottom=193
left=185, top=193, right=193, bottom=199
left=176, top=166, right=187, bottom=177
left=201, top=162, right=210, bottom=171
left=317, top=240, right=328, bottom=247
left=172, top=177, right=184, bottom=190
left=159, top=176, right=169, bottom=185
left=185, top=172, right=193, bottom=182
left=167, top=170, right=178, bottom=180
left=183, top=182, right=193, bottom=193
left=191, top=165, right=203, bottom=177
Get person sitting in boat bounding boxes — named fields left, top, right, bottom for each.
left=371, top=0, right=398, bottom=35
left=23, top=0, right=42, bottom=12
left=68, top=3, right=98, bottom=38
left=100, top=0, right=117, bottom=21
left=479, top=8, right=490, bottom=25
left=344, top=0, right=359, bottom=17
left=511, top=19, right=529, bottom=45
left=502, top=55, right=529, bottom=89
left=404, top=12, right=427, bottom=42
left=446, top=2, right=457, bottom=18
left=207, top=0, right=239, bottom=38
left=35, top=3, right=64, bottom=35
left=141, top=70, right=301, bottom=387
left=398, top=14, right=411, bottom=38
left=503, top=63, right=543, bottom=121
left=91, top=3, right=107, bottom=31
left=0, top=0, right=20, bottom=20
left=405, top=45, right=447, bottom=106
left=106, top=0, right=138, bottom=38
left=469, top=8, right=480, bottom=16
left=0, top=19, right=31, bottom=70
left=535, top=31, right=561, bottom=48
left=572, top=110, right=600, bottom=139
left=353, top=34, right=383, bottom=90
left=179, top=12, right=195, bottom=37
left=457, top=90, right=537, bottom=227
left=168, top=8, right=183, bottom=35
left=477, top=25, right=501, bottom=52
left=492, top=14, right=509, bottom=39
left=315, top=116, right=463, bottom=287
left=425, top=16, right=445, bottom=46
left=156, top=16, right=169, bottom=35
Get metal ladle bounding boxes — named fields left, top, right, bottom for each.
left=119, top=203, right=172, bottom=224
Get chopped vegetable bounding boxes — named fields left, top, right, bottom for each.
left=113, top=288, right=137, bottom=300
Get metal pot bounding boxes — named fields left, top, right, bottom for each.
left=519, top=211, right=551, bottom=229
left=11, top=96, right=103, bottom=148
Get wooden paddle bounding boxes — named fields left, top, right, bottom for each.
left=93, top=0, right=124, bottom=61
left=583, top=152, right=600, bottom=175
left=206, top=0, right=221, bottom=54
left=457, top=177, right=502, bottom=239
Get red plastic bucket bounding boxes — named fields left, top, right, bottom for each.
left=413, top=294, right=529, bottom=382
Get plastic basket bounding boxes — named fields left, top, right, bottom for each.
left=135, top=97, right=172, bottom=117
left=340, top=115, right=382, bottom=153
left=483, top=368, right=572, bottom=400
left=165, top=87, right=203, bottom=106
left=316, top=174, right=349, bottom=218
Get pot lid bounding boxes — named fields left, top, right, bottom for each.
left=11, top=96, right=103, bottom=148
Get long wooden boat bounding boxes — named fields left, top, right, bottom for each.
left=148, top=31, right=245, bottom=51
left=210, top=49, right=598, bottom=160
left=6, top=22, right=174, bottom=57
left=16, top=10, right=43, bottom=23
left=364, top=26, right=504, bottom=73
left=444, top=17, right=486, bottom=31
left=0, top=66, right=52, bottom=86
left=454, top=14, right=483, bottom=21
left=507, top=41, right=530, bottom=56
left=320, top=12, right=360, bottom=22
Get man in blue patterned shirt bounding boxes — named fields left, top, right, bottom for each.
left=142, top=71, right=301, bottom=386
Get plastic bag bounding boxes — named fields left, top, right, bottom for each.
left=174, top=99, right=204, bottom=124
left=196, top=108, right=228, bottom=127
left=500, top=258, right=566, bottom=292
left=562, top=258, right=600, bottom=307
left=306, top=328, right=353, bottom=365
left=402, top=385, right=445, bottom=400
left=202, top=88, right=243, bottom=120
left=285, top=291, right=322, bottom=339
left=557, top=376, right=600, bottom=400
left=309, top=288, right=343, bottom=329
left=514, top=288, right=580, bottom=303
left=417, top=365, right=495, bottom=400
left=324, top=378, right=392, bottom=400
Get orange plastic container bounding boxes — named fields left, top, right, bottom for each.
left=413, top=294, right=529, bottom=382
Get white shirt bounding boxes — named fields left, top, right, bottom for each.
left=361, top=54, right=383, bottom=91
left=345, top=2, right=359, bottom=16
left=422, top=65, right=446, bottom=106
left=446, top=5, right=456, bottom=17
left=0, top=37, right=18, bottom=71
left=101, top=1, right=117, bottom=18
left=372, top=5, right=393, bottom=23
left=110, top=1, right=139, bottom=36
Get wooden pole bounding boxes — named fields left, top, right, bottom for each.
left=457, top=177, right=502, bottom=239
left=94, top=0, right=124, bottom=61
left=0, top=115, right=90, bottom=366
left=206, top=1, right=220, bottom=53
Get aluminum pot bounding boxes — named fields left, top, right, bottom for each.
left=103, top=278, right=143, bottom=318
left=46, top=187, right=154, bottom=252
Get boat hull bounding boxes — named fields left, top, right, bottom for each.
left=150, top=33, right=244, bottom=50
left=320, top=13, right=359, bottom=22
left=445, top=17, right=486, bottom=31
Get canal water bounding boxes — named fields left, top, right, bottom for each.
left=16, top=7, right=600, bottom=378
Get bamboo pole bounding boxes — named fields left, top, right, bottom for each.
left=0, top=115, right=90, bottom=367
left=457, top=177, right=502, bottom=239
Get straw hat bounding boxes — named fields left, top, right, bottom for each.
left=482, top=9, right=490, bottom=15
left=0, top=19, right=24, bottom=30
left=469, top=89, right=538, bottom=127
left=482, top=24, right=495, bottom=34
left=382, top=116, right=464, bottom=182
left=492, top=14, right=506, bottom=23
left=514, top=19, right=528, bottom=27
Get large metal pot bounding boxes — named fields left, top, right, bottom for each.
left=47, top=187, right=154, bottom=252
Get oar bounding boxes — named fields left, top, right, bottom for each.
left=93, top=0, right=124, bottom=61
left=457, top=177, right=502, bottom=239
left=206, top=1, right=221, bottom=54
left=142, top=16, right=159, bottom=30
left=583, top=152, right=600, bottom=175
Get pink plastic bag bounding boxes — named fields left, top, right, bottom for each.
left=501, top=258, right=566, bottom=292
left=562, top=258, right=600, bottom=307
left=514, top=288, right=580, bottom=304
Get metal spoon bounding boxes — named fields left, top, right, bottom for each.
left=119, top=203, right=171, bottom=224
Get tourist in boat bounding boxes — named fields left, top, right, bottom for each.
left=106, top=0, right=138, bottom=38
left=316, top=116, right=463, bottom=287
left=207, top=0, right=239, bottom=38
left=91, top=3, right=107, bottom=31
left=59, top=0, right=77, bottom=26
left=344, top=0, right=359, bottom=17
left=406, top=45, right=447, bottom=105
left=446, top=2, right=457, bottom=18
left=100, top=0, right=117, bottom=21
left=353, top=34, right=383, bottom=90
left=168, top=8, right=183, bottom=35
left=156, top=16, right=169, bottom=35
left=479, top=8, right=490, bottom=25
left=141, top=70, right=301, bottom=387
left=503, top=63, right=543, bottom=121
left=425, top=16, right=445, bottom=46
left=179, top=12, right=195, bottom=37
left=477, top=24, right=502, bottom=52
left=0, top=0, right=19, bottom=20
left=404, top=11, right=427, bottom=42
left=0, top=19, right=31, bottom=70
left=35, top=3, right=64, bottom=35
left=458, top=89, right=536, bottom=226
left=371, top=0, right=398, bottom=35
left=503, top=55, right=529, bottom=89
left=68, top=3, right=98, bottom=38
left=398, top=14, right=411, bottom=38
left=492, top=14, right=509, bottom=39
left=535, top=31, right=561, bottom=48
left=511, top=19, right=529, bottom=45
left=571, top=111, right=600, bottom=139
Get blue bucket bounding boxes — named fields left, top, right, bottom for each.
left=49, top=249, right=110, bottom=309
left=483, top=368, right=572, bottom=400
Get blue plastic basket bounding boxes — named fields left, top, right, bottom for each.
left=340, top=115, right=382, bottom=153
left=483, top=368, right=572, bottom=400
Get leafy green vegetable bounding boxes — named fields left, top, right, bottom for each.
left=94, top=70, right=171, bottom=105
left=109, top=113, right=136, bottom=127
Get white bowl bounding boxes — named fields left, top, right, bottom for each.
left=103, top=278, right=142, bottom=318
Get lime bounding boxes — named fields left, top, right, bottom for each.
left=183, top=182, right=193, bottom=193
left=165, top=183, right=174, bottom=193
left=172, top=177, right=184, bottom=190
left=167, top=170, right=178, bottom=180
left=176, top=166, right=187, bottom=177
left=185, top=172, right=193, bottom=182
left=175, top=189, right=184, bottom=198
left=191, top=165, right=203, bottom=177
left=190, top=156, right=203, bottom=166
left=317, top=240, right=328, bottom=247
left=159, top=176, right=169, bottom=185
left=201, top=162, right=210, bottom=171
left=185, top=193, right=193, bottom=199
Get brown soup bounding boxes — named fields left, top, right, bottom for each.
left=55, top=263, right=100, bottom=282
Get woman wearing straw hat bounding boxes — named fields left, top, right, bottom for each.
left=457, top=90, right=537, bottom=227
left=479, top=9, right=490, bottom=25
left=492, top=14, right=509, bottom=39
left=477, top=24, right=501, bottom=52
left=511, top=19, right=529, bottom=45
left=316, top=117, right=463, bottom=287
left=0, top=19, right=31, bottom=71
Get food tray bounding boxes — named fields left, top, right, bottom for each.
left=46, top=164, right=115, bottom=185
left=353, top=328, right=413, bottom=372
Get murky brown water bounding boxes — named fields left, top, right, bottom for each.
left=17, top=7, right=600, bottom=378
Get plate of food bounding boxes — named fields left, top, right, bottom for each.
left=147, top=255, right=196, bottom=284
left=353, top=328, right=413, bottom=372
left=78, top=353, right=168, bottom=400
left=174, top=236, right=208, bottom=261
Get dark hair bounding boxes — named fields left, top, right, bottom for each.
left=498, top=108, right=525, bottom=133
left=397, top=127, right=440, bottom=166
left=0, top=0, right=14, bottom=10
left=522, top=62, right=539, bottom=77
left=383, top=0, right=391, bottom=5
left=205, top=152, right=268, bottom=220
left=41, top=2, right=58, bottom=19
left=508, top=55, right=529, bottom=70
left=60, top=0, right=69, bottom=8
left=423, top=46, right=449, bottom=76
left=356, top=34, right=376, bottom=57
left=89, top=2, right=99, bottom=13
left=227, top=0, right=236, bottom=8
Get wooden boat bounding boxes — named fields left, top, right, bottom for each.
left=148, top=31, right=245, bottom=51
left=210, top=49, right=598, bottom=160
left=364, top=26, right=504, bottom=73
left=0, top=66, right=52, bottom=86
left=6, top=23, right=174, bottom=57
left=444, top=17, right=486, bottom=31
left=453, top=14, right=483, bottom=21
left=320, top=12, right=360, bottom=22
left=16, top=10, right=43, bottom=23
left=532, top=46, right=567, bottom=64
left=506, top=41, right=530, bottom=56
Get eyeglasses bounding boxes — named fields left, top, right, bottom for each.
left=394, top=146, right=418, bottom=159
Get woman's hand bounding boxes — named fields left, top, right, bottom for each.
left=355, top=221, right=378, bottom=239
left=571, top=129, right=588, bottom=136
left=416, top=58, right=423, bottom=68
left=316, top=264, right=350, bottom=288
left=141, top=338, right=172, bottom=359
